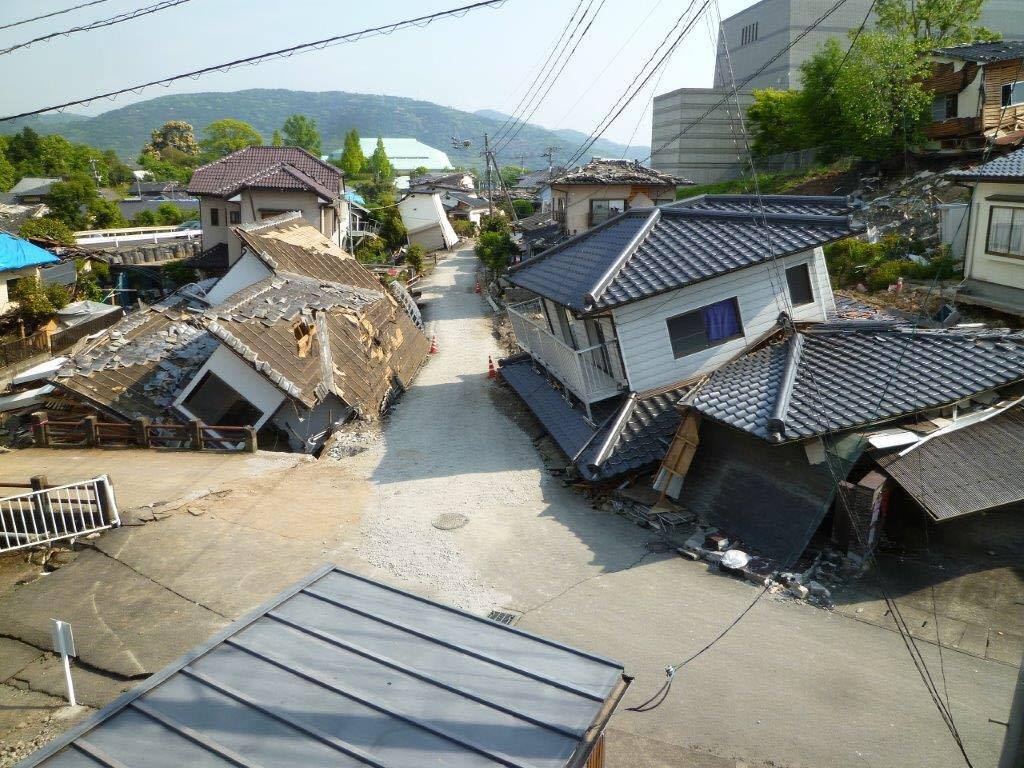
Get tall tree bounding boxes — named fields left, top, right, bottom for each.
left=143, top=120, right=199, bottom=158
left=874, top=0, right=999, bottom=48
left=339, top=129, right=365, bottom=176
left=44, top=173, right=99, bottom=230
left=281, top=114, right=322, bottom=155
left=367, top=137, right=394, bottom=183
left=271, top=129, right=283, bottom=147
left=200, top=119, right=262, bottom=157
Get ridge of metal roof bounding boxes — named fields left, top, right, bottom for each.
left=18, top=565, right=628, bottom=768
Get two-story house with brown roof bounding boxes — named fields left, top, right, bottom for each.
left=187, top=146, right=350, bottom=272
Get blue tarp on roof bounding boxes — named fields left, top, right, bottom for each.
left=344, top=190, right=366, bottom=206
left=0, top=232, right=58, bottom=273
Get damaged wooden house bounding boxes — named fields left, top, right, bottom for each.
left=499, top=194, right=861, bottom=483
left=655, top=317, right=1024, bottom=567
left=49, top=214, right=429, bottom=452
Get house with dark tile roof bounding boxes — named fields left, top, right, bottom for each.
left=187, top=146, right=350, bottom=272
left=52, top=216, right=429, bottom=453
left=499, top=194, right=860, bottom=483
left=921, top=41, right=1024, bottom=151
left=651, top=317, right=1024, bottom=565
left=947, top=147, right=1024, bottom=315
left=548, top=158, right=692, bottom=236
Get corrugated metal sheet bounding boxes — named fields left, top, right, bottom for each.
left=18, top=566, right=628, bottom=768
left=881, top=407, right=1024, bottom=521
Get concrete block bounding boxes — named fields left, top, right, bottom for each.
left=790, top=583, right=810, bottom=599
left=807, top=580, right=831, bottom=599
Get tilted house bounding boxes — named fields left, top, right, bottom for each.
left=548, top=159, right=689, bottom=236
left=52, top=215, right=428, bottom=452
left=500, top=194, right=860, bottom=481
left=397, top=191, right=460, bottom=252
left=921, top=41, right=1024, bottom=152
left=658, top=319, right=1024, bottom=565
left=947, top=146, right=1024, bottom=314
left=187, top=146, right=351, bottom=273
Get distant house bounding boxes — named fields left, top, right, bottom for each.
left=187, top=146, right=350, bottom=272
left=948, top=147, right=1024, bottom=314
left=921, top=41, right=1024, bottom=151
left=333, top=138, right=454, bottom=175
left=408, top=171, right=475, bottom=193
left=53, top=215, right=428, bottom=453
left=500, top=194, right=859, bottom=482
left=5, top=177, right=59, bottom=205
left=398, top=191, right=460, bottom=251
left=437, top=189, right=490, bottom=226
left=548, top=159, right=690, bottom=236
left=0, top=232, right=60, bottom=313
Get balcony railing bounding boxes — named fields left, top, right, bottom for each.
left=507, top=299, right=627, bottom=403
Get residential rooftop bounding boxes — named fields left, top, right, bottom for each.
left=947, top=146, right=1024, bottom=181
left=550, top=158, right=684, bottom=187
left=931, top=40, right=1024, bottom=63
left=669, top=193, right=855, bottom=217
left=507, top=204, right=861, bottom=313
left=187, top=146, right=341, bottom=198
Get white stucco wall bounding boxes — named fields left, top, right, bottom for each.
left=204, top=250, right=273, bottom=306
left=174, top=343, right=288, bottom=430
left=551, top=185, right=677, bottom=236
left=965, top=181, right=1024, bottom=289
left=612, top=247, right=834, bottom=392
left=0, top=266, right=41, bottom=313
left=399, top=194, right=458, bottom=250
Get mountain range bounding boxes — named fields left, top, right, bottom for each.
left=5, top=90, right=649, bottom=169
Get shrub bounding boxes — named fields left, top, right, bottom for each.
left=479, top=214, right=509, bottom=235
left=355, top=237, right=387, bottom=265
left=512, top=199, right=534, bottom=218
left=475, top=230, right=515, bottom=277
left=19, top=217, right=75, bottom=245
left=405, top=243, right=424, bottom=275
left=453, top=219, right=476, bottom=238
left=866, top=259, right=916, bottom=292
left=8, top=277, right=69, bottom=329
left=163, top=260, right=197, bottom=286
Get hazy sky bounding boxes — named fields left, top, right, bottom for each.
left=0, top=0, right=754, bottom=150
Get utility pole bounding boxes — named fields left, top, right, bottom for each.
left=517, top=153, right=526, bottom=170
left=89, top=158, right=102, bottom=187
left=541, top=146, right=557, bottom=174
left=484, top=133, right=493, bottom=216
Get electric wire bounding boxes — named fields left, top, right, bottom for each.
left=0, top=0, right=192, bottom=57
left=0, top=0, right=113, bottom=31
left=0, top=0, right=512, bottom=123
left=493, top=0, right=607, bottom=154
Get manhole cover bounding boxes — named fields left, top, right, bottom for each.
left=432, top=512, right=468, bottom=530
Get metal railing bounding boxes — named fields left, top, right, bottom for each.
left=507, top=298, right=626, bottom=403
left=32, top=414, right=257, bottom=453
left=0, top=310, right=124, bottom=374
left=74, top=226, right=201, bottom=247
left=0, top=475, right=119, bottom=554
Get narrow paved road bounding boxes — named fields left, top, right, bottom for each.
left=346, top=248, right=1017, bottom=768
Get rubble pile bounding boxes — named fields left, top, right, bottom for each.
left=853, top=169, right=970, bottom=246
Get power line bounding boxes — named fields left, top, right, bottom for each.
left=0, top=0, right=113, bottom=32
left=490, top=0, right=587, bottom=145
left=493, top=0, right=607, bottom=154
left=0, top=0, right=512, bottom=123
left=0, top=0, right=193, bottom=58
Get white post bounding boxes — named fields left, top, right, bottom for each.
left=50, top=619, right=77, bottom=706
left=62, top=652, right=77, bottom=707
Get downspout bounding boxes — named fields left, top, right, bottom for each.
left=583, top=208, right=661, bottom=310
left=766, top=329, right=803, bottom=443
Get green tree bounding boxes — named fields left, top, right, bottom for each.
left=281, top=114, right=322, bottom=155
left=153, top=202, right=192, bottom=225
left=19, top=217, right=75, bottom=244
left=271, top=129, right=283, bottom=147
left=475, top=230, right=514, bottom=278
left=499, top=165, right=527, bottom=188
left=339, top=129, right=365, bottom=177
left=200, top=119, right=262, bottom=157
left=367, top=138, right=394, bottom=183
left=411, top=165, right=430, bottom=178
left=8, top=277, right=69, bottom=329
left=512, top=199, right=534, bottom=218
left=874, top=0, right=999, bottom=48
left=143, top=120, right=200, bottom=158
left=405, top=243, right=425, bottom=275
left=87, top=198, right=126, bottom=229
left=748, top=88, right=807, bottom=156
left=44, top=173, right=98, bottom=229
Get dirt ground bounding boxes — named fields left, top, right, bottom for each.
left=0, top=248, right=1020, bottom=768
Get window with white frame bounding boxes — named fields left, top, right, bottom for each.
left=986, top=206, right=1024, bottom=258
left=1002, top=81, right=1024, bottom=108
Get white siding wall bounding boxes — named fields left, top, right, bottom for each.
left=204, top=250, right=273, bottom=306
left=174, top=344, right=287, bottom=430
left=612, top=247, right=834, bottom=392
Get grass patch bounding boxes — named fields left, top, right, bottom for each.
left=676, top=159, right=856, bottom=200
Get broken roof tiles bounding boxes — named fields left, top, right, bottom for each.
left=508, top=204, right=861, bottom=313
left=932, top=40, right=1024, bottom=64
left=551, top=158, right=683, bottom=187
left=687, top=324, right=1024, bottom=443
left=187, top=146, right=341, bottom=198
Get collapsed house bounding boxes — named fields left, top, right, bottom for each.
left=656, top=318, right=1024, bottom=566
left=500, top=194, right=860, bottom=482
left=50, top=214, right=429, bottom=452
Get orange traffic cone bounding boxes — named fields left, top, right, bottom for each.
left=487, top=356, right=498, bottom=380
left=475, top=280, right=481, bottom=294
left=429, top=335, right=438, bottom=355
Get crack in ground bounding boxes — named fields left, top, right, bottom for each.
left=518, top=550, right=653, bottom=616
left=0, top=633, right=145, bottom=684
left=89, top=546, right=231, bottom=621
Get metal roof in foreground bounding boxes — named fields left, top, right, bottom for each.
left=18, top=565, right=628, bottom=768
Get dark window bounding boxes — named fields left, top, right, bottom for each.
left=666, top=297, right=743, bottom=359
left=786, top=263, right=815, bottom=306
left=741, top=21, right=758, bottom=46
left=6, top=277, right=21, bottom=298
left=182, top=371, right=262, bottom=427
left=1002, top=81, right=1024, bottom=107
left=209, top=207, right=219, bottom=226
left=228, top=210, right=241, bottom=225
left=986, top=205, right=1024, bottom=258
left=259, top=209, right=288, bottom=220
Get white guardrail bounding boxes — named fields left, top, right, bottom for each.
left=0, top=475, right=120, bottom=554
left=75, top=227, right=202, bottom=247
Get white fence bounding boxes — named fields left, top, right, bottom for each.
left=75, top=226, right=202, bottom=248
left=507, top=299, right=625, bottom=403
left=0, top=475, right=120, bottom=554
